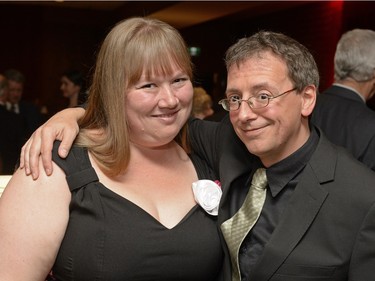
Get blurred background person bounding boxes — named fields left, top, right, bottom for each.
left=0, top=74, right=7, bottom=107
left=4, top=68, right=43, bottom=138
left=60, top=69, right=87, bottom=108
left=0, top=74, right=25, bottom=174
left=191, top=86, right=214, bottom=119
left=311, top=28, right=375, bottom=170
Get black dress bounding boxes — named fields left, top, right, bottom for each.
left=50, top=142, right=223, bottom=281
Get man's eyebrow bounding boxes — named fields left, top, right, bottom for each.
left=225, top=83, right=273, bottom=96
left=225, top=88, right=241, bottom=96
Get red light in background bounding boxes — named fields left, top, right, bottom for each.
left=328, top=0, right=344, bottom=11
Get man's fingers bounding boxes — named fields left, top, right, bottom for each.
left=20, top=139, right=32, bottom=175
left=39, top=129, right=57, bottom=177
left=57, top=129, right=78, bottom=159
left=28, top=130, right=43, bottom=179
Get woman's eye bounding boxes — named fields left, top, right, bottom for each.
left=137, top=83, right=156, bottom=89
left=173, top=77, right=188, bottom=84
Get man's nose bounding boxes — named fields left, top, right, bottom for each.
left=237, top=100, right=258, bottom=120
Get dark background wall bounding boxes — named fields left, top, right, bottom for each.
left=1, top=1, right=374, bottom=117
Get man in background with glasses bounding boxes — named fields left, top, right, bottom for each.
left=17, top=31, right=375, bottom=281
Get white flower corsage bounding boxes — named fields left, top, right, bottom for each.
left=192, top=180, right=222, bottom=216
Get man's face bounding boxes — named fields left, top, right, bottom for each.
left=7, top=80, right=23, bottom=104
left=226, top=51, right=315, bottom=167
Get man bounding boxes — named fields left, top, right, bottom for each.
left=191, top=31, right=375, bottom=280
left=18, top=31, right=375, bottom=281
left=311, top=29, right=375, bottom=170
left=4, top=69, right=42, bottom=138
left=0, top=75, right=25, bottom=174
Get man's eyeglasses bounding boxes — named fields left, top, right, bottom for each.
left=219, top=88, right=297, bottom=111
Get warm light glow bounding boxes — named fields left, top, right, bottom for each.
left=328, top=0, right=344, bottom=11
left=0, top=175, right=12, bottom=198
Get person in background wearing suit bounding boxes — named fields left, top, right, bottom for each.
left=18, top=31, right=375, bottom=281
left=4, top=69, right=43, bottom=138
left=0, top=74, right=25, bottom=174
left=311, top=29, right=375, bottom=170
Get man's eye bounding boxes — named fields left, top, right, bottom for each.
left=257, top=93, right=271, bottom=100
left=228, top=96, right=241, bottom=103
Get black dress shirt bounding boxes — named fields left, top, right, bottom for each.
left=234, top=128, right=319, bottom=280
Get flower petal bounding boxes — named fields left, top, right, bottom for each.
left=192, top=180, right=222, bottom=216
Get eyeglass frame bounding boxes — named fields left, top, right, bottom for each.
left=218, top=87, right=297, bottom=111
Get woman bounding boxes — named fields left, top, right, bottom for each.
left=0, top=17, right=223, bottom=280
left=60, top=70, right=86, bottom=108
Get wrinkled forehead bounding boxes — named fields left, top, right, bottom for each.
left=228, top=52, right=287, bottom=76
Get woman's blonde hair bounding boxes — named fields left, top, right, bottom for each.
left=76, top=17, right=193, bottom=176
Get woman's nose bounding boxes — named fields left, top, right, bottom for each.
left=159, top=87, right=178, bottom=107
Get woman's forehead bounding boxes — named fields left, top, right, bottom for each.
left=142, top=59, right=186, bottom=77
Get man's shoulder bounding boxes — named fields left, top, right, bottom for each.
left=312, top=133, right=375, bottom=192
left=315, top=87, right=375, bottom=121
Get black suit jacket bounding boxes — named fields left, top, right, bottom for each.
left=17, top=100, right=43, bottom=139
left=311, top=85, right=375, bottom=170
left=0, top=105, right=26, bottom=174
left=189, top=116, right=375, bottom=281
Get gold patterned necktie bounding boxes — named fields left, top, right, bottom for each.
left=221, top=168, right=268, bottom=281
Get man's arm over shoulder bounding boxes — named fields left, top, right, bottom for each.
left=189, top=116, right=231, bottom=173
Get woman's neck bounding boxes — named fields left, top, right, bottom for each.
left=129, top=140, right=189, bottom=165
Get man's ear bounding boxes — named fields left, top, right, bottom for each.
left=301, top=85, right=316, bottom=117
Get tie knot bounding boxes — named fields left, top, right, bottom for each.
left=251, top=168, right=267, bottom=190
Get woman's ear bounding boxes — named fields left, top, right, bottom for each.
left=301, top=85, right=316, bottom=117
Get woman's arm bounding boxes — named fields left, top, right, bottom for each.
left=20, top=107, right=85, bottom=179
left=0, top=161, right=71, bottom=281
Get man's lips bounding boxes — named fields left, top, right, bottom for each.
left=240, top=124, right=267, bottom=132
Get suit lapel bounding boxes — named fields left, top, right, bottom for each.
left=251, top=166, right=328, bottom=280
left=251, top=130, right=336, bottom=280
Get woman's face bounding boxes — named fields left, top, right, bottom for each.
left=125, top=64, right=193, bottom=148
left=60, top=76, right=80, bottom=98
